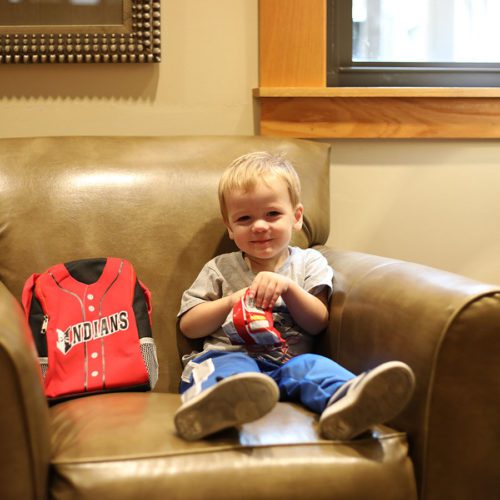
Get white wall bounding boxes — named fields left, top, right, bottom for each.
left=328, top=140, right=500, bottom=284
left=0, top=0, right=498, bottom=285
left=0, top=0, right=258, bottom=137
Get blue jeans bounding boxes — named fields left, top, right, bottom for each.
left=179, top=350, right=355, bottom=414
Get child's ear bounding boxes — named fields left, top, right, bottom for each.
left=225, top=222, right=235, bottom=240
left=293, top=204, right=304, bottom=231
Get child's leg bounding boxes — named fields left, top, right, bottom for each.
left=175, top=351, right=279, bottom=441
left=275, top=353, right=355, bottom=414
left=276, top=354, right=415, bottom=441
left=179, top=350, right=262, bottom=397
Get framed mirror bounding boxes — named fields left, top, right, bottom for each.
left=0, top=0, right=161, bottom=64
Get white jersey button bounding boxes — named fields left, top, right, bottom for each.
left=91, top=352, right=98, bottom=359
left=87, top=294, right=94, bottom=300
left=91, top=371, right=99, bottom=377
left=88, top=305, right=95, bottom=312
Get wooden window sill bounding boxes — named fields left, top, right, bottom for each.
left=254, top=87, right=500, bottom=98
left=254, top=87, right=500, bottom=139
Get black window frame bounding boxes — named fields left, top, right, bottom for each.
left=327, top=0, right=500, bottom=87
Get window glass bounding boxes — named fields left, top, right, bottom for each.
left=353, top=0, right=500, bottom=64
left=329, top=0, right=500, bottom=86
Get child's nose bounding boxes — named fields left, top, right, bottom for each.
left=252, top=219, right=269, bottom=231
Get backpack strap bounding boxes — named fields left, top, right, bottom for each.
left=21, top=273, right=39, bottom=317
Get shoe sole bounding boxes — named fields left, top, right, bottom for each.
left=175, top=372, right=279, bottom=441
left=319, top=361, right=415, bottom=440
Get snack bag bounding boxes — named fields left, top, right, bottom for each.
left=222, top=289, right=285, bottom=346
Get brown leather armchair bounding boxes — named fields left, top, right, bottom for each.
left=0, top=136, right=498, bottom=500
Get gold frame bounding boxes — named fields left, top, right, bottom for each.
left=0, top=0, right=161, bottom=64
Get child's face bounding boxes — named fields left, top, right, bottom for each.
left=224, top=178, right=303, bottom=268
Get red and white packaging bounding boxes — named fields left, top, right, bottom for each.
left=222, top=289, right=285, bottom=346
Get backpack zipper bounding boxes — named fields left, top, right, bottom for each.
left=41, top=315, right=49, bottom=334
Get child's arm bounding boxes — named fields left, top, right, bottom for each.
left=179, top=288, right=247, bottom=339
left=282, top=283, right=329, bottom=335
left=250, top=272, right=329, bottom=335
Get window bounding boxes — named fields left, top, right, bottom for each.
left=328, top=0, right=500, bottom=87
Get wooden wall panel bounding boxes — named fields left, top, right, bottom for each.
left=259, top=0, right=326, bottom=87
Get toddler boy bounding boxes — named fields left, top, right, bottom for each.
left=175, top=151, right=415, bottom=441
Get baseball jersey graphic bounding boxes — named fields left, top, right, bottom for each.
left=55, top=310, right=129, bottom=354
left=22, top=257, right=158, bottom=404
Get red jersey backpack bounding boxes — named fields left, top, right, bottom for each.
left=22, top=257, right=158, bottom=405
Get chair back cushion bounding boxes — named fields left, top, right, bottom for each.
left=0, top=136, right=331, bottom=391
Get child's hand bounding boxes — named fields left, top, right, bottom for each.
left=249, top=272, right=292, bottom=310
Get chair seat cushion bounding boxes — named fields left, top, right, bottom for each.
left=50, top=393, right=417, bottom=500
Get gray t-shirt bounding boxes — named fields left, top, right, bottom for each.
left=178, top=246, right=333, bottom=364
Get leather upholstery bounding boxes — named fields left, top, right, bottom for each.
left=0, top=136, right=497, bottom=499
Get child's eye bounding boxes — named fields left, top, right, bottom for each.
left=267, top=211, right=281, bottom=218
left=236, top=215, right=251, bottom=222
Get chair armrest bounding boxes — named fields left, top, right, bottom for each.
left=0, top=282, right=50, bottom=500
left=316, top=247, right=500, bottom=500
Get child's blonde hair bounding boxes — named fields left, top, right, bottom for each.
left=218, top=151, right=301, bottom=222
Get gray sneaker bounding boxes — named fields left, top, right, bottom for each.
left=174, top=372, right=280, bottom=441
left=319, top=361, right=416, bottom=440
